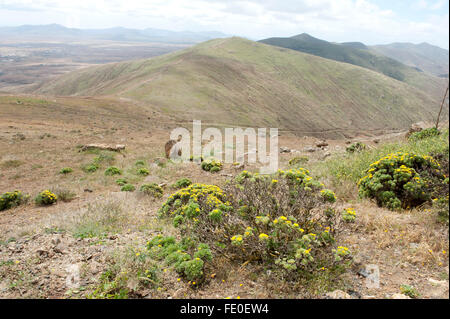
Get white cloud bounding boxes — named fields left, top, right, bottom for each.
left=0, top=0, right=448, bottom=48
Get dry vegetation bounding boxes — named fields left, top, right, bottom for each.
left=0, top=94, right=448, bottom=299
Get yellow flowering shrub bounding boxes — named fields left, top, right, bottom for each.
left=358, top=152, right=441, bottom=209
left=157, top=170, right=349, bottom=280
left=342, top=208, right=356, bottom=223
left=0, top=191, right=25, bottom=211
left=35, top=190, right=57, bottom=206
left=201, top=159, right=223, bottom=172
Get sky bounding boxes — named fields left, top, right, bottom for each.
left=0, top=0, right=449, bottom=49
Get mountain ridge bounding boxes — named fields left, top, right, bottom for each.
left=258, top=33, right=447, bottom=97
left=35, top=37, right=447, bottom=138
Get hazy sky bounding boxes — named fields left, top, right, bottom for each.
left=0, top=0, right=449, bottom=49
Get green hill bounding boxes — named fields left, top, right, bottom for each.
left=259, top=33, right=446, bottom=97
left=36, top=37, right=447, bottom=138
left=370, top=42, right=449, bottom=78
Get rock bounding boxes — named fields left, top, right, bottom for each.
left=373, top=138, right=380, bottom=144
left=325, top=290, right=353, bottom=299
left=391, top=293, right=411, bottom=299
left=53, top=244, right=66, bottom=254
left=80, top=143, right=125, bottom=152
left=303, top=146, right=317, bottom=153
left=279, top=147, right=291, bottom=153
left=357, top=268, right=370, bottom=278
left=316, top=140, right=328, bottom=148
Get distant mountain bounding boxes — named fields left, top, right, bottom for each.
left=35, top=37, right=446, bottom=138
left=258, top=33, right=447, bottom=97
left=370, top=42, right=449, bottom=78
left=341, top=42, right=368, bottom=50
left=0, top=24, right=229, bottom=44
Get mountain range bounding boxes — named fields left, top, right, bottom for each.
left=0, top=24, right=229, bottom=44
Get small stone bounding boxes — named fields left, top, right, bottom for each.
left=303, top=146, right=317, bottom=153
left=325, top=290, right=353, bottom=299
left=279, top=147, right=291, bottom=153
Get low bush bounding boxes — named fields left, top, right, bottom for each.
left=121, top=184, right=135, bottom=192
left=0, top=191, right=25, bottom=211
left=140, top=183, right=163, bottom=198
left=146, top=236, right=212, bottom=282
left=82, top=163, right=99, bottom=173
left=342, top=208, right=356, bottom=223
left=289, top=156, right=309, bottom=166
left=105, top=166, right=122, bottom=176
left=346, top=142, right=366, bottom=154
left=156, top=169, right=348, bottom=283
left=137, top=168, right=150, bottom=176
left=409, top=127, right=440, bottom=142
left=171, top=178, right=192, bottom=189
left=59, top=167, right=73, bottom=174
left=115, top=178, right=128, bottom=186
left=35, top=190, right=58, bottom=206
left=201, top=159, right=223, bottom=172
left=358, top=152, right=441, bottom=209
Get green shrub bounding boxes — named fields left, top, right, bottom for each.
left=135, top=160, right=146, bottom=166
left=289, top=156, right=309, bottom=166
left=140, top=183, right=163, bottom=198
left=0, top=191, right=24, bottom=211
left=342, top=208, right=356, bottom=223
left=346, top=142, right=366, bottom=154
left=115, top=178, right=128, bottom=186
left=59, top=167, right=73, bottom=174
left=358, top=152, right=440, bottom=209
left=409, top=127, right=440, bottom=142
left=201, top=159, right=223, bottom=172
left=82, top=163, right=99, bottom=173
left=35, top=190, right=58, bottom=206
left=400, top=284, right=420, bottom=298
left=105, top=166, right=122, bottom=176
left=137, top=168, right=150, bottom=176
left=93, top=152, right=115, bottom=166
left=157, top=169, right=348, bottom=281
left=172, top=178, right=192, bottom=189
left=146, top=236, right=212, bottom=282
left=120, top=184, right=135, bottom=192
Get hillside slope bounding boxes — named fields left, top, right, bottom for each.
left=259, top=34, right=447, bottom=97
left=36, top=37, right=447, bottom=138
left=371, top=42, right=449, bottom=78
